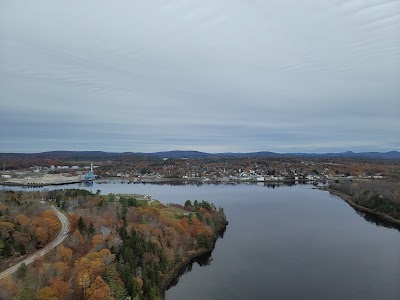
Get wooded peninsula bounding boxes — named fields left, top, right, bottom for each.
left=0, top=189, right=227, bottom=300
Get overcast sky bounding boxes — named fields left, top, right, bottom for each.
left=0, top=0, right=399, bottom=153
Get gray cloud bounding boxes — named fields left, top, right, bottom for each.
left=0, top=0, right=399, bottom=153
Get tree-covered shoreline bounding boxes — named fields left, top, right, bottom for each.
left=328, top=180, right=400, bottom=224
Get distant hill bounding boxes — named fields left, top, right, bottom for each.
left=144, top=150, right=400, bottom=160
left=284, top=151, right=400, bottom=160
left=138, top=150, right=209, bottom=159
left=0, top=150, right=399, bottom=161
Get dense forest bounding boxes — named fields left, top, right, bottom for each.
left=0, top=189, right=227, bottom=300
left=0, top=191, right=61, bottom=264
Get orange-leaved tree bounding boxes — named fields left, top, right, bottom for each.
left=86, top=275, right=113, bottom=300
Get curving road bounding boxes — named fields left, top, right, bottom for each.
left=0, top=206, right=69, bottom=280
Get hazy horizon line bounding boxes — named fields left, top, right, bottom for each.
left=1, top=149, right=399, bottom=155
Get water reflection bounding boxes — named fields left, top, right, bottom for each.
left=167, top=251, right=214, bottom=290
left=166, top=223, right=227, bottom=292
left=83, top=181, right=93, bottom=187
left=121, top=180, right=299, bottom=188
left=354, top=209, right=400, bottom=232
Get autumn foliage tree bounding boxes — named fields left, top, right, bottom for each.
left=0, top=192, right=62, bottom=257
left=86, top=276, right=113, bottom=300
left=35, top=227, right=48, bottom=246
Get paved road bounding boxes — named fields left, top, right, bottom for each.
left=0, top=206, right=69, bottom=280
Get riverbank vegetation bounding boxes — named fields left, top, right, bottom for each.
left=329, top=180, right=400, bottom=220
left=0, top=189, right=227, bottom=300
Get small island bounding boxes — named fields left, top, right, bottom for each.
left=0, top=189, right=227, bottom=300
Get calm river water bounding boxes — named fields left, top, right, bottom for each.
left=3, top=182, right=400, bottom=299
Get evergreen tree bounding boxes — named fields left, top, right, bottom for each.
left=78, top=216, right=86, bottom=232
left=17, top=263, right=27, bottom=279
left=88, top=222, right=95, bottom=235
left=105, top=265, right=128, bottom=300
